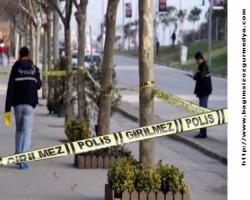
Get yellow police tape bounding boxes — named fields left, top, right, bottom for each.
left=153, top=87, right=211, bottom=114
left=0, top=108, right=227, bottom=166
left=0, top=67, right=89, bottom=77
left=122, top=81, right=211, bottom=114
left=0, top=69, right=213, bottom=114
left=0, top=70, right=67, bottom=76
left=1, top=68, right=208, bottom=113
left=0, top=71, right=9, bottom=75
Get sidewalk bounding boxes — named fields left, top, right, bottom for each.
left=0, top=96, right=226, bottom=200
left=0, top=99, right=107, bottom=200
left=0, top=63, right=106, bottom=200
left=117, top=90, right=227, bottom=164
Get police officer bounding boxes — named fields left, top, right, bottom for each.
left=4, top=47, right=42, bottom=169
left=187, top=52, right=212, bottom=138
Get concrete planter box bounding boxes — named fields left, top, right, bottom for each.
left=75, top=154, right=129, bottom=169
left=105, top=184, right=191, bottom=200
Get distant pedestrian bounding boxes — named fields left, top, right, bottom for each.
left=5, top=44, right=10, bottom=65
left=186, top=52, right=212, bottom=138
left=4, top=47, right=42, bottom=169
left=171, top=32, right=176, bottom=46
left=0, top=42, right=5, bottom=65
left=156, top=38, right=160, bottom=56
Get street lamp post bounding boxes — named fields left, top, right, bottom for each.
left=122, top=0, right=125, bottom=49
left=101, top=0, right=105, bottom=51
left=208, top=0, right=213, bottom=68
left=153, top=0, right=157, bottom=58
left=128, top=0, right=132, bottom=50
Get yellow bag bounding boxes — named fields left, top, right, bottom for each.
left=4, top=112, right=11, bottom=126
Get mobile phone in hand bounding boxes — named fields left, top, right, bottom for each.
left=185, top=73, right=193, bottom=78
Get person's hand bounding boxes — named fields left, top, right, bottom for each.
left=3, top=112, right=11, bottom=127
left=185, top=73, right=193, bottom=78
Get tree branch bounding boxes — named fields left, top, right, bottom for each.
left=65, top=0, right=73, bottom=27
left=72, top=0, right=79, bottom=9
left=18, top=0, right=36, bottom=26
left=47, top=0, right=65, bottom=25
left=18, top=0, right=31, bottom=17
left=30, top=0, right=40, bottom=25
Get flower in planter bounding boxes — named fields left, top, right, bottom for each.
left=107, top=158, right=189, bottom=197
left=156, top=161, right=188, bottom=194
left=107, top=157, right=138, bottom=195
left=134, top=164, right=161, bottom=193
left=65, top=119, right=90, bottom=141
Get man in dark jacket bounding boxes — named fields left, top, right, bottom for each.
left=188, top=52, right=212, bottom=138
left=4, top=47, right=42, bottom=169
left=171, top=32, right=176, bottom=46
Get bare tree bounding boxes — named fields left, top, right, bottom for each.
left=139, top=0, right=155, bottom=166
left=188, top=6, right=202, bottom=41
left=73, top=0, right=88, bottom=120
left=33, top=0, right=53, bottom=98
left=18, top=0, right=44, bottom=65
left=97, top=0, right=119, bottom=136
left=45, top=7, right=53, bottom=101
left=159, top=6, right=177, bottom=45
left=52, top=0, right=60, bottom=63
left=42, top=23, right=48, bottom=98
left=0, top=0, right=25, bottom=57
left=176, top=9, right=187, bottom=44
left=47, top=0, right=74, bottom=120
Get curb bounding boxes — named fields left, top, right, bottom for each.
left=116, top=108, right=138, bottom=122
left=117, top=107, right=227, bottom=165
left=115, top=53, right=227, bottom=79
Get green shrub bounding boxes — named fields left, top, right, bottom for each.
left=65, top=119, right=90, bottom=141
left=47, top=97, right=63, bottom=114
left=85, top=66, right=121, bottom=121
left=156, top=161, right=188, bottom=194
left=107, top=157, right=138, bottom=194
left=107, top=158, right=188, bottom=195
left=135, top=164, right=161, bottom=192
left=47, top=57, right=66, bottom=114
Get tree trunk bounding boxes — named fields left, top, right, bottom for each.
left=9, top=20, right=14, bottom=56
left=215, top=17, right=219, bottom=41
left=29, top=22, right=36, bottom=61
left=15, top=32, right=20, bottom=59
left=193, top=22, right=196, bottom=42
left=138, top=0, right=155, bottom=166
left=53, top=0, right=60, bottom=63
left=224, top=16, right=227, bottom=40
left=63, top=0, right=74, bottom=121
left=64, top=27, right=74, bottom=120
left=162, top=25, right=166, bottom=45
left=47, top=11, right=53, bottom=102
left=75, top=0, right=88, bottom=120
left=97, top=0, right=119, bottom=136
left=19, top=34, right=23, bottom=50
left=42, top=28, right=48, bottom=99
left=35, top=26, right=42, bottom=65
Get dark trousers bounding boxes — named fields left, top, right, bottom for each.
left=199, top=96, right=208, bottom=136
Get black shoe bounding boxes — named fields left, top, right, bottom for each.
left=194, top=134, right=207, bottom=138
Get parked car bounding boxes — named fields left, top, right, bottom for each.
left=84, top=53, right=102, bottom=68
left=72, top=50, right=78, bottom=67
left=72, top=51, right=102, bottom=68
